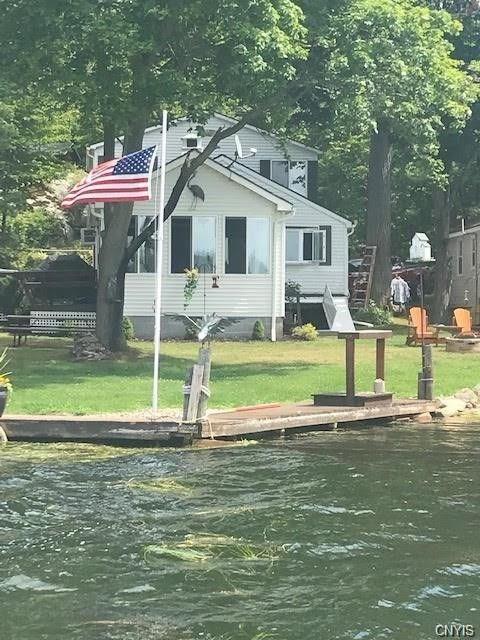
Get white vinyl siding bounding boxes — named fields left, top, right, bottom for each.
left=89, top=115, right=318, bottom=174
left=216, top=160, right=349, bottom=297
left=124, top=163, right=284, bottom=318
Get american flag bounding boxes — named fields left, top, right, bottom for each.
left=61, top=146, right=157, bottom=209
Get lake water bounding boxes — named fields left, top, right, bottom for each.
left=1, top=423, right=479, bottom=640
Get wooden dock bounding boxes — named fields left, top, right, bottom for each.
left=0, top=415, right=196, bottom=446
left=200, top=399, right=437, bottom=439
left=0, top=398, right=437, bottom=446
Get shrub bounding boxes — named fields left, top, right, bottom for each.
left=0, top=348, right=12, bottom=399
left=291, top=323, right=318, bottom=341
left=122, top=317, right=136, bottom=341
left=252, top=320, right=265, bottom=341
left=353, top=300, right=392, bottom=327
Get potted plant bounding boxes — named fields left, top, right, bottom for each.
left=0, top=349, right=12, bottom=417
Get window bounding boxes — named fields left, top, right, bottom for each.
left=225, top=217, right=269, bottom=274
left=458, top=240, right=463, bottom=275
left=286, top=227, right=327, bottom=263
left=473, top=237, right=476, bottom=268
left=271, top=160, right=308, bottom=196
left=127, top=216, right=155, bottom=273
left=182, top=134, right=202, bottom=150
left=170, top=216, right=216, bottom=273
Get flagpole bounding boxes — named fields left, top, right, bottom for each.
left=152, top=109, right=168, bottom=415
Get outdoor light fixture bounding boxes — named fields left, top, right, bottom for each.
left=212, top=275, right=220, bottom=289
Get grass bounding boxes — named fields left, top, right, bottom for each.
left=1, top=321, right=480, bottom=415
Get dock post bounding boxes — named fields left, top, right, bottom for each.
left=417, top=345, right=434, bottom=400
left=345, top=337, right=356, bottom=404
left=182, top=367, right=194, bottom=422
left=196, top=346, right=211, bottom=420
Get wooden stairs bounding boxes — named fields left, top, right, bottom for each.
left=350, top=246, right=377, bottom=309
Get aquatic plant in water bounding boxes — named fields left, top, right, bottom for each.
left=144, top=533, right=283, bottom=566
left=126, top=478, right=192, bottom=494
left=2, top=442, right=144, bottom=464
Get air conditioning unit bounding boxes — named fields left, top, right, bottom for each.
left=80, top=227, right=97, bottom=245
left=182, top=133, right=203, bottom=150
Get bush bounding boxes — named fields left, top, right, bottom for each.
left=353, top=300, right=392, bottom=327
left=291, top=323, right=318, bottom=341
left=122, top=317, right=136, bottom=341
left=252, top=320, right=265, bottom=341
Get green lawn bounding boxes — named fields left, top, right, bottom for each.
left=1, top=326, right=480, bottom=415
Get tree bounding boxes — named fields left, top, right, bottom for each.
left=300, top=0, right=476, bottom=303
left=1, top=0, right=308, bottom=349
left=425, top=0, right=480, bottom=320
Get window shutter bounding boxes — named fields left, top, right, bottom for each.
left=319, top=225, right=332, bottom=266
left=259, top=160, right=271, bottom=179
left=307, top=161, right=319, bottom=203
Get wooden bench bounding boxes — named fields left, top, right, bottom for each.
left=0, top=312, right=96, bottom=346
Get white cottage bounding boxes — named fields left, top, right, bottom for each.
left=87, top=114, right=352, bottom=339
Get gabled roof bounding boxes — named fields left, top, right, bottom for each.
left=163, top=153, right=295, bottom=213
left=88, top=112, right=319, bottom=155
left=413, top=232, right=429, bottom=241
left=213, top=155, right=352, bottom=228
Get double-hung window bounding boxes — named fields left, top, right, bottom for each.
left=126, top=216, right=155, bottom=273
left=458, top=240, right=463, bottom=275
left=271, top=160, right=308, bottom=196
left=170, top=216, right=216, bottom=273
left=286, top=227, right=327, bottom=264
left=225, top=217, right=269, bottom=274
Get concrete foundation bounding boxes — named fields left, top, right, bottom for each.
left=130, top=315, right=284, bottom=341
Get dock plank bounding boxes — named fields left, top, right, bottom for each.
left=201, top=400, right=437, bottom=438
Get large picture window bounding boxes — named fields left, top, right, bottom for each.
left=126, top=216, right=155, bottom=273
left=271, top=160, right=308, bottom=196
left=286, top=227, right=327, bottom=263
left=225, top=217, right=269, bottom=274
left=170, top=216, right=216, bottom=274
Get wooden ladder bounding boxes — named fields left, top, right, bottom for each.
left=350, top=246, right=377, bottom=309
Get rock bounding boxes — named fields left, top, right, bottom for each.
left=72, top=333, right=112, bottom=361
left=0, top=425, right=7, bottom=443
left=434, top=396, right=467, bottom=417
left=454, top=388, right=478, bottom=407
left=473, top=384, right=480, bottom=398
left=415, top=412, right=433, bottom=424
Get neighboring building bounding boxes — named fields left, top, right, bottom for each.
left=448, top=224, right=480, bottom=314
left=87, top=114, right=352, bottom=339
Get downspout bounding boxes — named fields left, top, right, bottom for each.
left=271, top=208, right=295, bottom=341
left=271, top=218, right=278, bottom=342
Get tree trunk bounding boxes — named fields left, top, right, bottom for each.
left=96, top=115, right=146, bottom=351
left=366, top=120, right=393, bottom=305
left=431, top=185, right=452, bottom=322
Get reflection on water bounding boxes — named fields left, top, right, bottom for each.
left=1, top=423, right=480, bottom=640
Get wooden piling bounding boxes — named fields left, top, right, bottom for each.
left=197, top=346, right=211, bottom=420
left=418, top=345, right=434, bottom=400
left=182, top=367, right=194, bottom=422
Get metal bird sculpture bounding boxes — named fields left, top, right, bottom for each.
left=171, top=313, right=238, bottom=344
left=187, top=172, right=205, bottom=207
